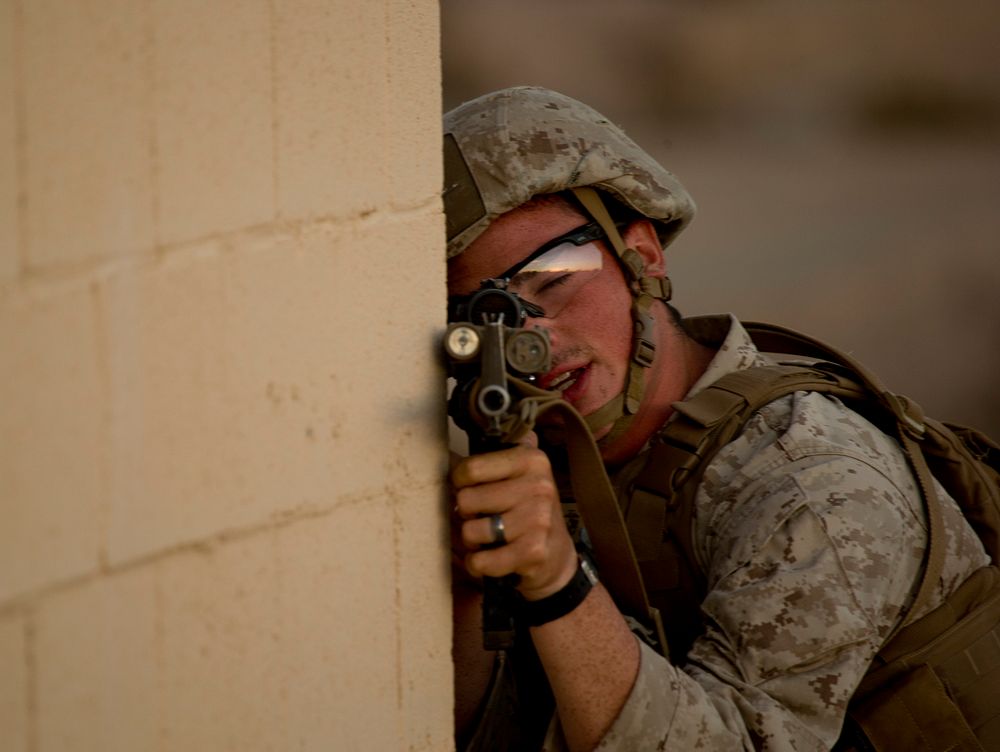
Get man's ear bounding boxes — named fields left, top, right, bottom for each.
left=622, top=219, right=666, bottom=278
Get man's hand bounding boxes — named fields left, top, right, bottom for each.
left=451, top=434, right=578, bottom=601
left=450, top=435, right=641, bottom=752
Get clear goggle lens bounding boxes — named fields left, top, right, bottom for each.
left=507, top=241, right=603, bottom=318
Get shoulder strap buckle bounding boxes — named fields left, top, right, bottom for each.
left=887, top=392, right=926, bottom=439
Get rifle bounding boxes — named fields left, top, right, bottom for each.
left=444, top=280, right=552, bottom=650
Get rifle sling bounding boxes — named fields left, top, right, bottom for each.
left=501, top=377, right=668, bottom=652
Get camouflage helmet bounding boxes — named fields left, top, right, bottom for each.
left=443, top=86, right=696, bottom=259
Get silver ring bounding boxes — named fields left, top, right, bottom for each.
left=489, top=514, right=507, bottom=546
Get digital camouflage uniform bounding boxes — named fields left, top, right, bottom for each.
left=445, top=88, right=994, bottom=751
left=540, top=315, right=990, bottom=751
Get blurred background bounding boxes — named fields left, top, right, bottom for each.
left=442, top=0, right=1000, bottom=437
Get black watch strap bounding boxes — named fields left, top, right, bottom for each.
left=520, top=556, right=599, bottom=627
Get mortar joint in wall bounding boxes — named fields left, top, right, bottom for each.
left=0, top=481, right=438, bottom=615
left=0, top=195, right=446, bottom=304
left=24, top=610, right=38, bottom=752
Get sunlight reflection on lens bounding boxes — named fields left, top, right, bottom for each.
left=517, top=242, right=603, bottom=276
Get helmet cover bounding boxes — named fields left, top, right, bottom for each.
left=443, top=86, right=696, bottom=259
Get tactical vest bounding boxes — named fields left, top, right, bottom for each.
left=620, top=321, right=1000, bottom=751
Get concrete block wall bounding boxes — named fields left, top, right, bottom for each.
left=0, top=1, right=452, bottom=749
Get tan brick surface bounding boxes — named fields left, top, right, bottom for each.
left=385, top=0, right=444, bottom=208
left=32, top=497, right=450, bottom=749
left=276, top=497, right=451, bottom=752
left=273, top=0, right=405, bottom=220
left=34, top=497, right=448, bottom=751
left=0, top=289, right=104, bottom=601
left=152, top=0, right=275, bottom=246
left=0, top=615, right=28, bottom=752
left=156, top=536, right=292, bottom=750
left=34, top=570, right=159, bottom=752
left=159, top=502, right=403, bottom=749
left=0, top=0, right=17, bottom=287
left=393, top=483, right=455, bottom=750
left=21, top=0, right=154, bottom=272
left=105, top=210, right=444, bottom=564
left=13, top=1, right=448, bottom=749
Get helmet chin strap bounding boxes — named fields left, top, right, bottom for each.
left=569, top=187, right=672, bottom=447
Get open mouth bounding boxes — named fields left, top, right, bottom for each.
left=547, top=367, right=585, bottom=395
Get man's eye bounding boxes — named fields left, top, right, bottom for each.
left=537, top=274, right=572, bottom=294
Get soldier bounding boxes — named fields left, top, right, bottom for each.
left=445, top=87, right=994, bottom=751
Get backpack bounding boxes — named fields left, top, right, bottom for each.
left=622, top=320, right=1000, bottom=751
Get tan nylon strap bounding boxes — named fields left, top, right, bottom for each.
left=569, top=186, right=642, bottom=444
left=742, top=322, right=944, bottom=630
left=570, top=188, right=670, bottom=449
left=590, top=400, right=635, bottom=449
left=665, top=349, right=945, bottom=638
left=640, top=276, right=672, bottom=301
left=670, top=366, right=867, bottom=438
left=648, top=367, right=869, bottom=604
left=625, top=293, right=657, bottom=413
left=589, top=397, right=641, bottom=450
left=846, top=567, right=1000, bottom=750
left=896, top=431, right=947, bottom=628
left=867, top=566, right=1000, bottom=668
left=852, top=664, right=983, bottom=752
left=580, top=294, right=659, bottom=443
left=570, top=186, right=629, bottom=260
left=746, top=321, right=926, bottom=436
left=621, top=249, right=645, bottom=284
left=626, top=489, right=668, bottom=562
left=590, top=290, right=661, bottom=444
left=499, top=377, right=667, bottom=651
left=571, top=186, right=673, bottom=301
left=583, top=394, right=625, bottom=435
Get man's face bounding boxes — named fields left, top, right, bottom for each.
left=448, top=199, right=634, bottom=437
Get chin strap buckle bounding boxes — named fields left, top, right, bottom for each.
left=640, top=276, right=672, bottom=302
left=632, top=337, right=656, bottom=369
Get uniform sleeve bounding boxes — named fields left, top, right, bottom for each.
left=592, top=446, right=929, bottom=751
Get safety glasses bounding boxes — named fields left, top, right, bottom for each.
left=449, top=222, right=606, bottom=322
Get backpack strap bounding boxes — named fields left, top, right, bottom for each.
left=625, top=363, right=874, bottom=655
left=744, top=322, right=946, bottom=627
left=628, top=326, right=949, bottom=654
left=746, top=321, right=928, bottom=438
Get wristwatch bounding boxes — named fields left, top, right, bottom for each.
left=519, top=555, right=599, bottom=627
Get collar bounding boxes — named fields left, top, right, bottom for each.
left=680, top=314, right=768, bottom=401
